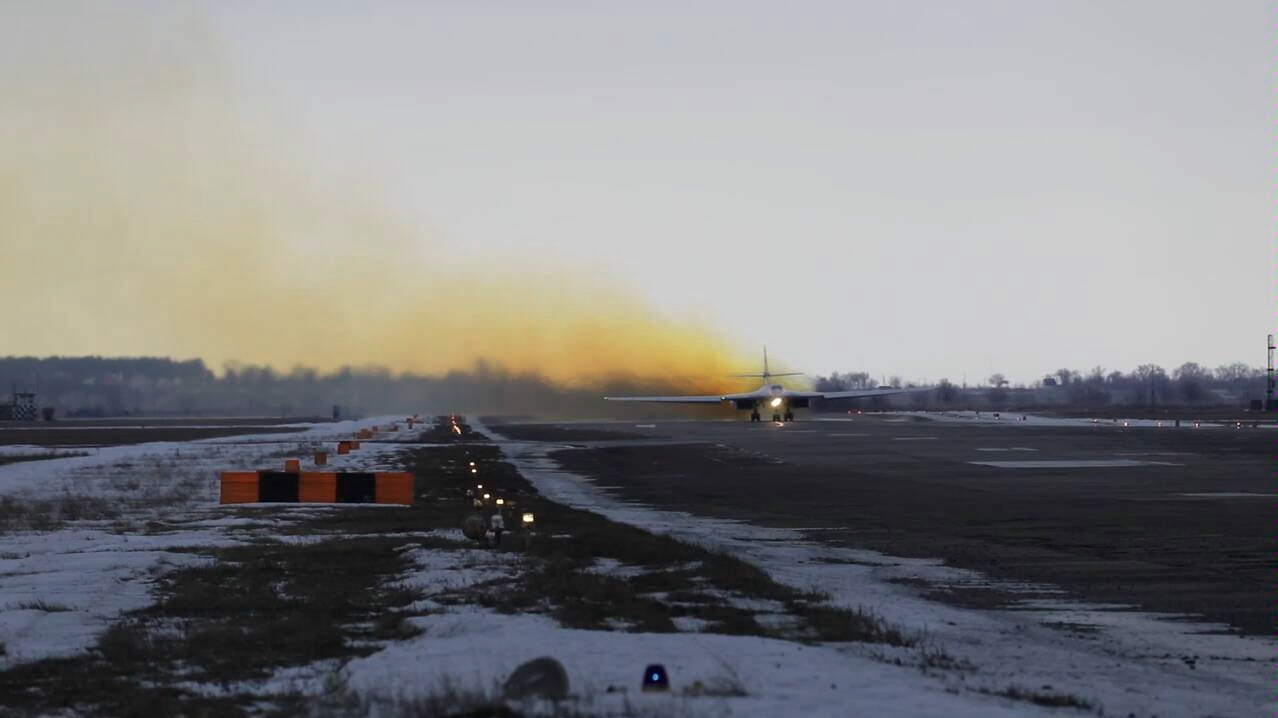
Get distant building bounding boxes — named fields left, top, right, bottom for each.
left=0, top=392, right=37, bottom=421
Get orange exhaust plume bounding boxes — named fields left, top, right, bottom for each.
left=0, top=5, right=768, bottom=394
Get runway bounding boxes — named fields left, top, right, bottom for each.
left=488, top=414, right=1274, bottom=636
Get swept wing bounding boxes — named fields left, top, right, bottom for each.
left=601, top=394, right=725, bottom=404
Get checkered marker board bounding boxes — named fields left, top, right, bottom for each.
left=10, top=404, right=36, bottom=421
left=219, top=471, right=414, bottom=505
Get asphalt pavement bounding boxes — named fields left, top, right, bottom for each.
left=489, top=414, right=1275, bottom=635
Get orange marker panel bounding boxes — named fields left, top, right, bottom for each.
left=350, top=441, right=361, bottom=450
left=375, top=472, right=414, bottom=505
left=284, top=459, right=301, bottom=472
left=314, top=451, right=328, bottom=466
left=337, top=442, right=351, bottom=455
left=219, top=471, right=260, bottom=504
left=299, top=472, right=338, bottom=503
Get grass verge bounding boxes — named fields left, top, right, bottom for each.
left=0, top=535, right=426, bottom=717
left=976, top=684, right=1098, bottom=712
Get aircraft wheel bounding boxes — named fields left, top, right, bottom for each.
left=772, top=413, right=782, bottom=422
left=750, top=412, right=760, bottom=422
left=784, top=412, right=794, bottom=422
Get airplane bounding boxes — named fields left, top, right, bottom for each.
left=603, top=347, right=927, bottom=422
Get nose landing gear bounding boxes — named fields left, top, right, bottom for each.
left=750, top=411, right=761, bottom=422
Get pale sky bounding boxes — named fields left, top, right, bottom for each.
left=11, top=1, right=1275, bottom=384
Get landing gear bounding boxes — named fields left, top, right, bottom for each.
left=750, top=411, right=761, bottom=422
left=771, top=413, right=782, bottom=422
left=783, top=411, right=794, bottom=422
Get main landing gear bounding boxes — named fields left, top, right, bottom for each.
left=751, top=409, right=795, bottom=422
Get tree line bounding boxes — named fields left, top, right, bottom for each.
left=813, top=362, right=1269, bottom=410
left=0, top=356, right=720, bottom=419
left=0, top=356, right=1268, bottom=418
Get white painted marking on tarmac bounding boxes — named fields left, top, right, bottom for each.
left=1178, top=492, right=1272, bottom=499
left=891, top=436, right=937, bottom=441
left=828, top=433, right=872, bottom=437
left=971, top=459, right=1184, bottom=469
left=634, top=424, right=656, bottom=428
left=974, top=447, right=1038, bottom=452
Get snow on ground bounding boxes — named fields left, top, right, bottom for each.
left=0, top=415, right=416, bottom=668
left=888, top=410, right=1275, bottom=429
left=344, top=611, right=1057, bottom=718
left=0, top=528, right=236, bottom=666
left=465, top=418, right=1275, bottom=718
left=395, top=544, right=524, bottom=611
left=0, top=416, right=423, bottom=501
left=2, top=413, right=1272, bottom=716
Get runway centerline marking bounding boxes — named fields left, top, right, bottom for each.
left=974, top=447, right=1038, bottom=452
left=891, top=436, right=938, bottom=441
left=828, top=433, right=872, bottom=437
left=971, top=459, right=1184, bottom=469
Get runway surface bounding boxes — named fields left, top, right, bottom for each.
left=488, top=415, right=1274, bottom=636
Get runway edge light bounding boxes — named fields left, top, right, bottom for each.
left=642, top=664, right=669, bottom=692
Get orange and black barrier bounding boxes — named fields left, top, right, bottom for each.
left=219, top=471, right=414, bottom=505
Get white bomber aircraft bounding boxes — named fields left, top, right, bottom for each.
left=603, top=348, right=926, bottom=422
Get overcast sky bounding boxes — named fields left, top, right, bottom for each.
left=8, top=2, right=1273, bottom=384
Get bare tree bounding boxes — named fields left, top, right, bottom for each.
left=1214, top=362, right=1253, bottom=382
left=1173, top=362, right=1211, bottom=403
left=1132, top=364, right=1170, bottom=407
left=847, top=372, right=873, bottom=389
left=813, top=373, right=851, bottom=392
left=936, top=378, right=959, bottom=404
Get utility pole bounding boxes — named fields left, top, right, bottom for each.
left=1267, top=334, right=1275, bottom=411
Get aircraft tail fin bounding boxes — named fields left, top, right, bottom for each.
left=729, top=346, right=803, bottom=380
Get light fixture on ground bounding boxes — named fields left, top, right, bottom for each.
left=642, top=664, right=669, bottom=692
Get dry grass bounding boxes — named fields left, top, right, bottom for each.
left=0, top=415, right=937, bottom=717
left=976, top=684, right=1099, bottom=712
left=308, top=671, right=519, bottom=718
left=0, top=450, right=90, bottom=466
left=13, top=599, right=73, bottom=613
left=0, top=492, right=119, bottom=534
left=0, top=534, right=428, bottom=717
